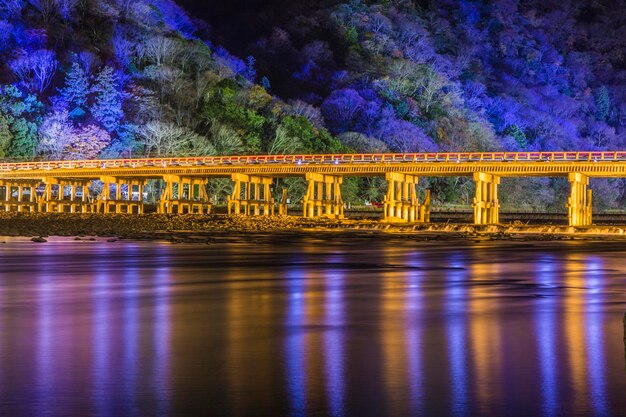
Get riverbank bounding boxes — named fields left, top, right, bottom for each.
left=2, top=212, right=626, bottom=242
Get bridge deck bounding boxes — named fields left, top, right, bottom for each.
left=1, top=152, right=626, bottom=179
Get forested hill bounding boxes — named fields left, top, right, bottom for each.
left=2, top=0, right=626, bottom=164
left=0, top=0, right=342, bottom=162
left=184, top=0, right=626, bottom=155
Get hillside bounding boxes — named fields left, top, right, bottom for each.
left=184, top=0, right=626, bottom=207
left=0, top=0, right=341, bottom=163
left=2, top=0, right=626, bottom=207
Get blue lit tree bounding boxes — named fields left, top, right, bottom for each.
left=90, top=66, right=124, bottom=133
left=58, top=62, right=90, bottom=118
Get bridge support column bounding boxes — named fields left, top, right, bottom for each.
left=303, top=173, right=343, bottom=219
left=278, top=188, right=288, bottom=215
left=0, top=181, right=40, bottom=212
left=567, top=173, right=592, bottom=227
left=159, top=176, right=211, bottom=214
left=42, top=179, right=93, bottom=213
left=421, top=189, right=431, bottom=223
left=384, top=173, right=426, bottom=222
left=99, top=177, right=145, bottom=214
left=228, top=174, right=274, bottom=216
left=473, top=172, right=500, bottom=225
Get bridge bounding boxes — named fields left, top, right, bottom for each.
left=1, top=151, right=626, bottom=226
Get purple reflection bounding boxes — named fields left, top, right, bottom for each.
left=36, top=273, right=54, bottom=417
left=92, top=272, right=112, bottom=417
left=446, top=253, right=468, bottom=417
left=122, top=267, right=139, bottom=417
left=584, top=257, right=608, bottom=416
left=153, top=267, right=171, bottom=417
left=405, top=254, right=424, bottom=415
left=535, top=256, right=559, bottom=417
left=284, top=268, right=307, bottom=417
left=324, top=269, right=345, bottom=417
left=0, top=272, right=3, bottom=398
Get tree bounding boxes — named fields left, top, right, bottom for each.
left=595, top=86, right=610, bottom=122
left=139, top=35, right=182, bottom=67
left=379, top=119, right=437, bottom=153
left=55, top=0, right=79, bottom=20
left=9, top=49, right=58, bottom=93
left=90, top=66, right=124, bottom=132
left=0, top=84, right=43, bottom=158
left=67, top=124, right=111, bottom=159
left=139, top=121, right=212, bottom=156
left=320, top=89, right=365, bottom=132
left=0, top=0, right=24, bottom=18
left=268, top=124, right=303, bottom=154
left=58, top=62, right=90, bottom=116
left=0, top=114, right=12, bottom=157
left=210, top=123, right=243, bottom=155
left=38, top=109, right=75, bottom=159
left=0, top=20, right=12, bottom=53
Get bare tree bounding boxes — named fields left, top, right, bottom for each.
left=139, top=121, right=213, bottom=156
left=138, top=35, right=182, bottom=66
left=9, top=49, right=58, bottom=92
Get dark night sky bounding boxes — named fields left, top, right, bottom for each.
left=179, top=0, right=340, bottom=54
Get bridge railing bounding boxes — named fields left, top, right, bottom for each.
left=1, top=151, right=626, bottom=171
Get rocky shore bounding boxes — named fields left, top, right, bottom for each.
left=1, top=212, right=626, bottom=242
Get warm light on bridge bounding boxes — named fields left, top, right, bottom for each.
left=0, top=152, right=623, bottom=226
left=1, top=151, right=626, bottom=171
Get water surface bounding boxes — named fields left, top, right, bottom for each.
left=0, top=235, right=624, bottom=416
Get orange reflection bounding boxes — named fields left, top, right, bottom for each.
left=469, top=255, right=503, bottom=414
left=225, top=260, right=279, bottom=414
left=563, top=253, right=589, bottom=413
left=380, top=247, right=411, bottom=416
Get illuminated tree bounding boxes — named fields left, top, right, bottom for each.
left=67, top=124, right=110, bottom=159
left=58, top=62, right=90, bottom=116
left=210, top=123, right=243, bottom=155
left=268, top=124, right=303, bottom=155
left=139, top=121, right=210, bottom=156
left=320, top=89, right=365, bottom=132
left=0, top=85, right=43, bottom=158
left=9, top=49, right=58, bottom=93
left=0, top=114, right=12, bottom=157
left=0, top=0, right=24, bottom=18
left=139, top=35, right=182, bottom=67
left=38, top=109, right=74, bottom=159
left=90, top=66, right=124, bottom=132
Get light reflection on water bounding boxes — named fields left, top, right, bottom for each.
left=535, top=255, right=559, bottom=417
left=0, top=237, right=624, bottom=417
left=446, top=253, right=469, bottom=417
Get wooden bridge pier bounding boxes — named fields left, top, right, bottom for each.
left=567, top=173, right=592, bottom=227
left=41, top=178, right=93, bottom=213
left=473, top=172, right=500, bottom=225
left=159, top=175, right=211, bottom=214
left=383, top=173, right=422, bottom=222
left=227, top=174, right=274, bottom=215
left=0, top=180, right=40, bottom=212
left=303, top=173, right=343, bottom=219
left=98, top=176, right=145, bottom=214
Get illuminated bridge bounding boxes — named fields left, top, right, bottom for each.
left=1, top=151, right=626, bottom=226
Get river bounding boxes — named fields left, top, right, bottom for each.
left=0, top=234, right=624, bottom=416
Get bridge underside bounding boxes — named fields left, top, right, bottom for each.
left=1, top=153, right=625, bottom=226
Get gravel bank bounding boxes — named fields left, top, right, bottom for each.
left=1, top=213, right=626, bottom=241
